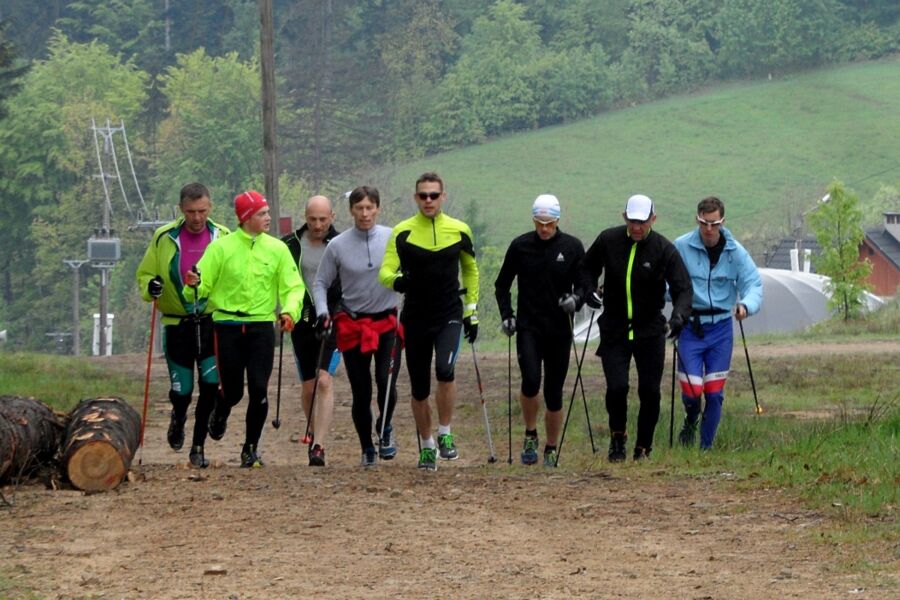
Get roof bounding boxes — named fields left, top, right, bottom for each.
left=864, top=226, right=900, bottom=271
left=764, top=237, right=821, bottom=272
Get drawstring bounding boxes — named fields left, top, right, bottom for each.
left=366, top=230, right=372, bottom=268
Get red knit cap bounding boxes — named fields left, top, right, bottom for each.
left=234, top=190, right=268, bottom=224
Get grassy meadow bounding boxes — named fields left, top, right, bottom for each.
left=371, top=58, right=900, bottom=255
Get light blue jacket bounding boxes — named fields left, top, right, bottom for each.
left=673, top=226, right=763, bottom=324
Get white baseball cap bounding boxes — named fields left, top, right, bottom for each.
left=532, top=194, right=561, bottom=223
left=625, top=194, right=654, bottom=221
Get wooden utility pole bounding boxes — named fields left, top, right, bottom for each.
left=259, top=0, right=279, bottom=227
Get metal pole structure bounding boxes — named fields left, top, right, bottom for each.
left=63, top=259, right=88, bottom=355
left=258, top=0, right=280, bottom=226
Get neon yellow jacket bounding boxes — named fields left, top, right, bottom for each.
left=193, top=227, right=304, bottom=323
left=136, top=217, right=229, bottom=325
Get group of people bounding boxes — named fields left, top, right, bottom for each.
left=136, top=173, right=762, bottom=471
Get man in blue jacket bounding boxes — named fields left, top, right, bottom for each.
left=673, top=196, right=763, bottom=450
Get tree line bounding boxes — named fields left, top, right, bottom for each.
left=0, top=0, right=897, bottom=352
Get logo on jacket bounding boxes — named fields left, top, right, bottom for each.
left=643, top=261, right=651, bottom=269
left=556, top=253, right=565, bottom=262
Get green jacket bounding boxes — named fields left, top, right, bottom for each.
left=193, top=227, right=304, bottom=323
left=136, top=217, right=230, bottom=326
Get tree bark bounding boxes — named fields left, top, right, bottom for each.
left=62, top=397, right=141, bottom=491
left=0, top=396, right=65, bottom=483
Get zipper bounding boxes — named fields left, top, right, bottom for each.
left=625, top=242, right=638, bottom=341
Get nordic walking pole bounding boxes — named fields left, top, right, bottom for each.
left=669, top=341, right=677, bottom=448
left=556, top=309, right=595, bottom=467
left=470, top=343, right=498, bottom=463
left=302, top=329, right=330, bottom=444
left=378, top=326, right=401, bottom=454
left=507, top=334, right=513, bottom=465
left=570, top=314, right=597, bottom=454
left=191, top=266, right=202, bottom=358
left=738, top=319, right=763, bottom=414
left=138, top=299, right=158, bottom=465
left=272, top=328, right=284, bottom=429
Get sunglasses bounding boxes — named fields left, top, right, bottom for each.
left=696, top=216, right=724, bottom=227
left=416, top=191, right=441, bottom=201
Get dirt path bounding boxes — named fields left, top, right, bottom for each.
left=2, top=343, right=897, bottom=599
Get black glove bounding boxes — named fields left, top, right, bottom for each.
left=314, top=314, right=330, bottom=340
left=500, top=317, right=516, bottom=337
left=558, top=293, right=580, bottom=315
left=585, top=290, right=603, bottom=309
left=463, top=314, right=479, bottom=344
left=393, top=273, right=409, bottom=294
left=148, top=276, right=164, bottom=298
left=667, top=313, right=684, bottom=339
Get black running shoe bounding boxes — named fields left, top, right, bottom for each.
left=167, top=410, right=187, bottom=451
left=308, top=444, right=325, bottom=467
left=678, top=417, right=698, bottom=447
left=378, top=424, right=397, bottom=460
left=240, top=444, right=264, bottom=468
left=189, top=445, right=209, bottom=469
left=608, top=432, right=627, bottom=463
left=208, top=409, right=227, bottom=441
left=360, top=447, right=377, bottom=468
left=633, top=446, right=651, bottom=461
left=437, top=433, right=459, bottom=460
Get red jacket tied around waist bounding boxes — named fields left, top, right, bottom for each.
left=333, top=312, right=403, bottom=353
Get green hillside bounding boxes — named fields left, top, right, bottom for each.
left=373, top=59, right=900, bottom=254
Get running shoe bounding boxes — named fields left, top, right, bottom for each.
left=378, top=424, right=397, bottom=460
left=240, top=444, right=264, bottom=468
left=417, top=447, right=438, bottom=471
left=437, top=433, right=459, bottom=460
left=207, top=409, right=228, bottom=441
left=608, top=432, right=627, bottom=463
left=678, top=417, right=698, bottom=447
left=308, top=444, right=325, bottom=467
left=189, top=445, right=209, bottom=469
left=521, top=436, right=539, bottom=465
left=361, top=447, right=378, bottom=468
left=633, top=446, right=651, bottom=461
left=543, top=448, right=558, bottom=468
left=167, top=410, right=187, bottom=451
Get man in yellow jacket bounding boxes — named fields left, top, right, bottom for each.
left=136, top=183, right=229, bottom=469
left=185, top=190, right=304, bottom=468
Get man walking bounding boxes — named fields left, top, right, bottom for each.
left=379, top=172, right=479, bottom=471
left=136, top=182, right=229, bottom=468
left=494, top=195, right=584, bottom=467
left=673, top=196, right=762, bottom=449
left=282, top=195, right=342, bottom=466
left=578, top=194, right=692, bottom=461
left=185, top=190, right=303, bottom=468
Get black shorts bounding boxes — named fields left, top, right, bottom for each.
left=517, top=328, right=571, bottom=412
left=290, top=321, right=340, bottom=382
left=402, top=317, right=462, bottom=401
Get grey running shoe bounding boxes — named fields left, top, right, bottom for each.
left=189, top=445, right=209, bottom=468
left=543, top=448, right=558, bottom=468
left=521, top=436, right=539, bottom=465
left=417, top=447, right=438, bottom=471
left=378, top=424, right=397, bottom=460
left=361, top=447, right=378, bottom=467
left=240, top=444, right=264, bottom=468
left=437, top=433, right=459, bottom=460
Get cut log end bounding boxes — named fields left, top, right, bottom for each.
left=66, top=440, right=127, bottom=491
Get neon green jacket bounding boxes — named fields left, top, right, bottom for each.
left=192, top=227, right=304, bottom=323
left=136, top=217, right=230, bottom=325
left=379, top=210, right=478, bottom=322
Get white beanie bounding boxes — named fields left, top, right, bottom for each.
left=532, top=194, right=561, bottom=223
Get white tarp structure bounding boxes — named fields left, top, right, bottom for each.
left=574, top=268, right=884, bottom=339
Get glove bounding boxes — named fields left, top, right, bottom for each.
left=463, top=314, right=479, bottom=344
left=585, top=290, right=603, bottom=310
left=500, top=317, right=516, bottom=337
left=314, top=314, right=330, bottom=340
left=148, top=276, right=164, bottom=298
left=558, top=293, right=580, bottom=315
left=279, top=314, right=295, bottom=333
left=667, top=313, right=684, bottom=339
left=392, top=272, right=410, bottom=294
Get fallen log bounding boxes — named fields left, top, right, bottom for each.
left=0, top=396, right=65, bottom=483
left=62, top=397, right=141, bottom=491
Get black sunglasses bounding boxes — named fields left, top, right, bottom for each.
left=416, top=191, right=441, bottom=201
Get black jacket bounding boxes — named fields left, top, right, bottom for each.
left=494, top=230, right=585, bottom=335
left=578, top=225, right=692, bottom=343
left=282, top=224, right=341, bottom=323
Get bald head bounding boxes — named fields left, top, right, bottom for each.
left=304, top=195, right=335, bottom=243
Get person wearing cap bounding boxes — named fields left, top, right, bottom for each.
left=494, top=194, right=585, bottom=467
left=184, top=190, right=304, bottom=468
left=281, top=195, right=342, bottom=467
left=673, top=196, right=762, bottom=450
left=578, top=194, right=692, bottom=461
left=378, top=172, right=479, bottom=471
left=136, top=182, right=230, bottom=469
left=313, top=186, right=401, bottom=468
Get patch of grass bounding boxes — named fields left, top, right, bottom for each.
left=0, top=352, right=142, bottom=412
left=0, top=566, right=41, bottom=599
